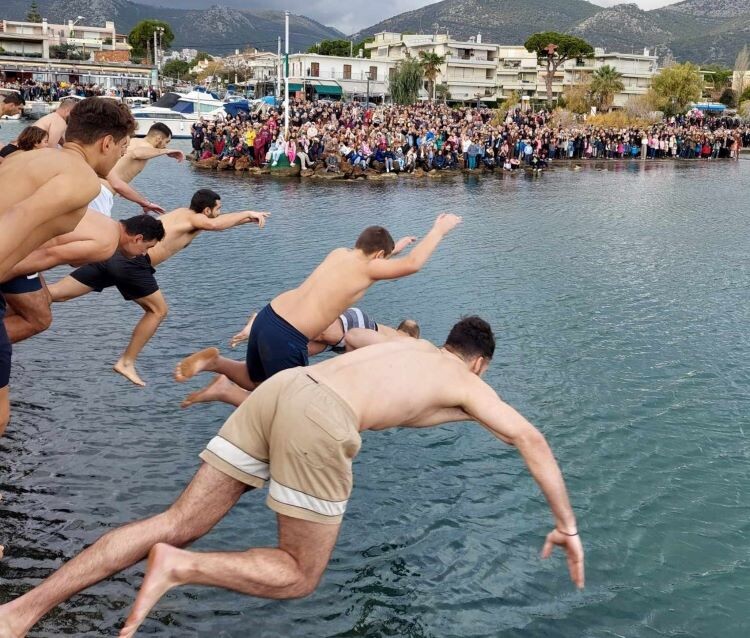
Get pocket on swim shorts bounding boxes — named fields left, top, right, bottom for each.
left=287, top=400, right=359, bottom=470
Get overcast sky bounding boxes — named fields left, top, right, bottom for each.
left=137, top=0, right=684, bottom=35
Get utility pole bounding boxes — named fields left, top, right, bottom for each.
left=153, top=29, right=158, bottom=68
left=284, top=10, right=289, bottom=138
left=276, top=36, right=281, bottom=100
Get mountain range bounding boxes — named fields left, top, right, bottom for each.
left=352, top=0, right=750, bottom=65
left=2, top=0, right=344, bottom=54
left=3, top=0, right=750, bottom=64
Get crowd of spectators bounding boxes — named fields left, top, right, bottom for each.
left=191, top=100, right=749, bottom=174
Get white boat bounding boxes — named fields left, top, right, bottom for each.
left=131, top=91, right=226, bottom=139
left=24, top=94, right=84, bottom=120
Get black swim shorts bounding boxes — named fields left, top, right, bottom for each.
left=0, top=272, right=43, bottom=295
left=0, top=294, right=12, bottom=389
left=246, top=304, right=309, bottom=384
left=70, top=253, right=159, bottom=301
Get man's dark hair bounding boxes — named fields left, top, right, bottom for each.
left=397, top=319, right=420, bottom=338
left=2, top=92, right=25, bottom=106
left=148, top=122, right=172, bottom=138
left=189, top=188, right=221, bottom=213
left=16, top=126, right=48, bottom=151
left=444, top=316, right=495, bottom=361
left=65, top=97, right=136, bottom=144
left=121, top=215, right=165, bottom=242
left=355, top=226, right=395, bottom=256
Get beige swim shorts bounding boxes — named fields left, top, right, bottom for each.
left=199, top=367, right=361, bottom=524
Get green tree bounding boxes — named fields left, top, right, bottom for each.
left=703, top=64, right=732, bottom=94
left=307, top=39, right=351, bottom=56
left=524, top=32, right=594, bottom=101
left=590, top=65, right=624, bottom=111
left=389, top=58, right=423, bottom=105
left=162, top=59, right=190, bottom=80
left=650, top=62, right=703, bottom=116
left=26, top=1, right=42, bottom=23
left=435, top=82, right=450, bottom=103
left=193, top=51, right=213, bottom=64
left=719, top=87, right=737, bottom=107
left=418, top=51, right=445, bottom=101
left=128, top=20, right=174, bottom=61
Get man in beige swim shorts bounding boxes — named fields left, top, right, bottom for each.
left=0, top=317, right=584, bottom=638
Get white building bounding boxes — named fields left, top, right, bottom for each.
left=288, top=53, right=392, bottom=100
left=366, top=31, right=659, bottom=106
left=562, top=48, right=658, bottom=107
left=0, top=18, right=130, bottom=60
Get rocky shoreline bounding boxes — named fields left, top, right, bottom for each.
left=189, top=154, right=736, bottom=181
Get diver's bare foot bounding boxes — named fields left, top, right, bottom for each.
left=174, top=347, right=220, bottom=382
left=0, top=602, right=25, bottom=638
left=113, top=359, right=146, bottom=387
left=119, top=543, right=185, bottom=638
left=229, top=312, right=257, bottom=349
left=181, top=375, right=233, bottom=408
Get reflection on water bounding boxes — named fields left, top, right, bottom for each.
left=1, top=123, right=749, bottom=636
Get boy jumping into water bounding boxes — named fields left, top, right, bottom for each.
left=48, top=189, right=269, bottom=386
left=175, top=213, right=461, bottom=406
left=0, top=97, right=135, bottom=434
left=0, top=318, right=584, bottom=637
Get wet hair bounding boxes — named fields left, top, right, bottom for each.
left=444, top=316, right=495, bottom=361
left=397, top=319, right=420, bottom=338
left=148, top=122, right=172, bottom=138
left=121, top=215, right=165, bottom=242
left=65, top=97, right=136, bottom=144
left=1, top=92, right=24, bottom=106
left=355, top=226, right=395, bottom=256
left=16, top=126, right=48, bottom=151
left=189, top=188, right=221, bottom=213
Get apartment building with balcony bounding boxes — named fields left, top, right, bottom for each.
left=288, top=53, right=392, bottom=100
left=367, top=32, right=659, bottom=107
left=562, top=48, right=658, bottom=107
left=1, top=18, right=130, bottom=61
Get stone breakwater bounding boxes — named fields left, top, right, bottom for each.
left=189, top=154, right=737, bottom=181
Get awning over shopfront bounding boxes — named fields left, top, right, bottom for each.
left=314, top=84, right=342, bottom=96
left=287, top=83, right=303, bottom=92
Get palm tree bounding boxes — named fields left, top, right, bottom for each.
left=590, top=65, right=624, bottom=111
left=419, top=51, right=445, bottom=101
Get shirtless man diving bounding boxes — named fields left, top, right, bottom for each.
left=0, top=97, right=136, bottom=435
left=106, top=122, right=186, bottom=215
left=0, top=317, right=584, bottom=638
left=174, top=214, right=459, bottom=407
left=49, top=189, right=268, bottom=386
left=184, top=309, right=420, bottom=407
left=2, top=215, right=165, bottom=344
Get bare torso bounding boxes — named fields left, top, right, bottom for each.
left=271, top=249, right=377, bottom=339
left=0, top=147, right=99, bottom=280
left=147, top=208, right=202, bottom=266
left=35, top=112, right=67, bottom=147
left=110, top=138, right=150, bottom=183
left=308, top=340, right=474, bottom=431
